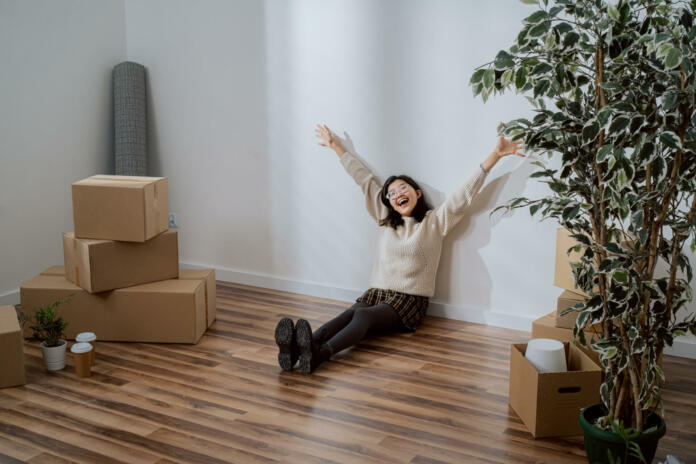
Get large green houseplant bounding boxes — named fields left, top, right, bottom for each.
left=473, top=0, right=696, bottom=461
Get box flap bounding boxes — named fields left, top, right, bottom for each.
left=41, top=266, right=66, bottom=277
left=0, top=306, right=20, bottom=333
left=21, top=274, right=81, bottom=291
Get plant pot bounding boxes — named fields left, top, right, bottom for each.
left=579, top=403, right=666, bottom=464
left=40, top=339, right=67, bottom=371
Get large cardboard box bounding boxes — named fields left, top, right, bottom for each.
left=179, top=269, right=216, bottom=327
left=532, top=311, right=600, bottom=364
left=555, top=289, right=586, bottom=329
left=509, top=342, right=601, bottom=438
left=554, top=228, right=589, bottom=296
left=0, top=306, right=26, bottom=388
left=63, top=229, right=179, bottom=293
left=72, top=175, right=169, bottom=242
left=20, top=268, right=206, bottom=344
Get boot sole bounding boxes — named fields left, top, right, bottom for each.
left=274, top=317, right=295, bottom=371
left=295, top=319, right=313, bottom=374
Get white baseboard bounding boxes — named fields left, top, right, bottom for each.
left=183, top=261, right=696, bottom=359
left=0, top=288, right=19, bottom=306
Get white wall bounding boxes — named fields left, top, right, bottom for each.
left=0, top=0, right=127, bottom=301
left=123, top=0, right=696, bottom=345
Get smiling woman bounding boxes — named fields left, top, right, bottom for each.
left=273, top=123, right=525, bottom=374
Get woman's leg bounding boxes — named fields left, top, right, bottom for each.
left=313, top=302, right=368, bottom=344
left=324, top=303, right=403, bottom=355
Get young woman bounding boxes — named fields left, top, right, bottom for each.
left=274, top=124, right=525, bottom=374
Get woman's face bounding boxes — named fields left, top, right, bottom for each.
left=386, top=179, right=422, bottom=217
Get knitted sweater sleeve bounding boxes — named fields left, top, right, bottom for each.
left=339, top=151, right=389, bottom=223
left=433, top=165, right=488, bottom=236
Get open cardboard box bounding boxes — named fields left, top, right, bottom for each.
left=63, top=229, right=179, bottom=293
left=72, top=175, right=169, bottom=242
left=509, top=341, right=601, bottom=438
left=0, top=305, right=26, bottom=388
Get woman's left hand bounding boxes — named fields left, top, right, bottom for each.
left=494, top=136, right=525, bottom=158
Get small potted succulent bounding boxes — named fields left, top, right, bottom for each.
left=30, top=296, right=71, bottom=371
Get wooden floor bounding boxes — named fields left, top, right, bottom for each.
left=2, top=281, right=695, bottom=464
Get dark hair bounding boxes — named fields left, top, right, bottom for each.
left=379, top=175, right=432, bottom=229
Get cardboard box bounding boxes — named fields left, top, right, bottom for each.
left=20, top=268, right=206, bottom=344
left=509, top=342, right=601, bottom=438
left=72, top=175, right=169, bottom=242
left=179, top=269, right=216, bottom=327
left=63, top=229, right=179, bottom=293
left=555, top=289, right=586, bottom=329
left=554, top=228, right=589, bottom=296
left=0, top=305, right=26, bottom=388
left=532, top=311, right=600, bottom=364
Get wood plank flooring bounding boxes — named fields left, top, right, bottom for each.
left=2, top=281, right=695, bottom=463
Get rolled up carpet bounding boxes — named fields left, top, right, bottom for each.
left=113, top=61, right=147, bottom=176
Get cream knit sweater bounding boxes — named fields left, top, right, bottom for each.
left=340, top=151, right=488, bottom=297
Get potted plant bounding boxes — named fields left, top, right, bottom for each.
left=30, top=296, right=71, bottom=371
left=473, top=0, right=695, bottom=462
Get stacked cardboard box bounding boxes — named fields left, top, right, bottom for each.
left=508, top=228, right=602, bottom=438
left=1, top=305, right=26, bottom=388
left=20, top=175, right=216, bottom=344
left=533, top=228, right=600, bottom=362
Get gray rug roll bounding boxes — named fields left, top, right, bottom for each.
left=113, top=62, right=147, bottom=176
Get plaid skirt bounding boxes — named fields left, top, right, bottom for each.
left=356, top=288, right=430, bottom=332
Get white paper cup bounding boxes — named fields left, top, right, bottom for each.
left=76, top=332, right=97, bottom=366
left=525, top=338, right=567, bottom=373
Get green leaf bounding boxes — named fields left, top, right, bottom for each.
left=659, top=131, right=682, bottom=150
left=563, top=204, right=581, bottom=220
left=531, top=62, right=553, bottom=75
left=529, top=22, right=550, bottom=38
left=530, top=203, right=542, bottom=217
left=597, top=144, right=613, bottom=162
left=533, top=79, right=550, bottom=98
left=524, top=10, right=549, bottom=24
left=483, top=69, right=495, bottom=89
left=515, top=67, right=528, bottom=90
left=563, top=31, right=580, bottom=48
left=608, top=5, right=619, bottom=21
left=609, top=116, right=630, bottom=133
left=664, top=47, right=683, bottom=69
left=519, top=0, right=538, bottom=4
left=501, top=69, right=514, bottom=86
left=495, top=50, right=515, bottom=70
left=470, top=69, right=486, bottom=85
left=582, top=119, right=600, bottom=144
left=613, top=270, right=628, bottom=284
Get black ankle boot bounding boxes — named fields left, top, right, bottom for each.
left=295, top=319, right=332, bottom=374
left=274, top=317, right=299, bottom=371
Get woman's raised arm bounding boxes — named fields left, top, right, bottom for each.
left=315, top=124, right=388, bottom=223
left=433, top=136, right=524, bottom=236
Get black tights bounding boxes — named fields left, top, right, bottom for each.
left=314, top=302, right=405, bottom=355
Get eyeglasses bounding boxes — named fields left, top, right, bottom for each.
left=385, top=183, right=411, bottom=200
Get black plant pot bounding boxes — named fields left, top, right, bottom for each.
left=579, top=403, right=666, bottom=464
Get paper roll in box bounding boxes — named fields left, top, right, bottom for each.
left=20, top=267, right=208, bottom=344
left=72, top=175, right=168, bottom=242
left=63, top=229, right=179, bottom=293
left=0, top=305, right=26, bottom=388
left=532, top=311, right=600, bottom=364
left=509, top=342, right=601, bottom=438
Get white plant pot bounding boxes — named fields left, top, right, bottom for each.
left=41, top=340, right=67, bottom=371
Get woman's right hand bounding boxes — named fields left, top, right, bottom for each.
left=315, top=123, right=346, bottom=157
left=315, top=124, right=338, bottom=148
